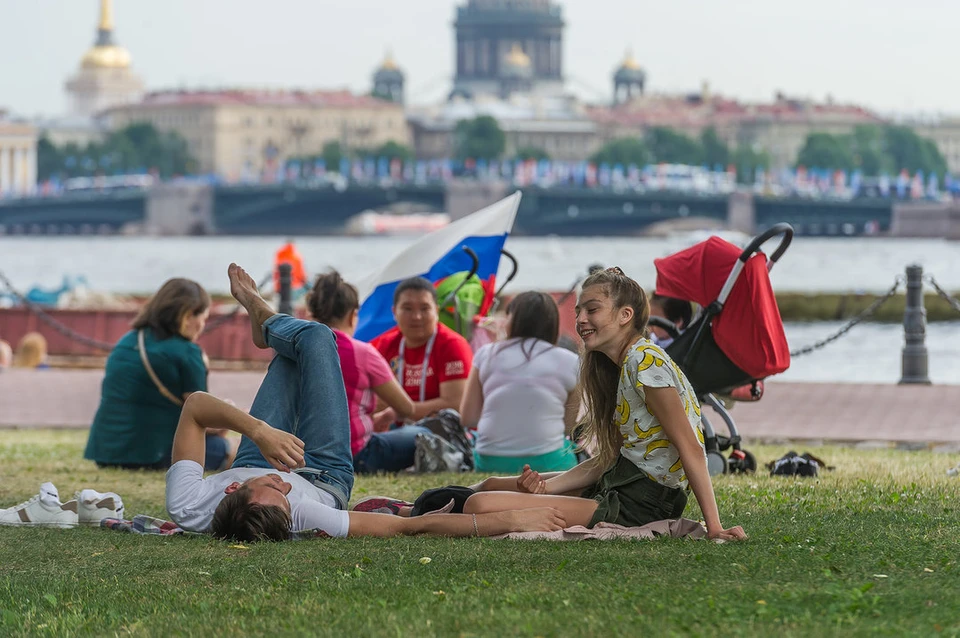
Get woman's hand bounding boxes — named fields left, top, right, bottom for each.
left=517, top=465, right=547, bottom=494
left=253, top=420, right=305, bottom=471
left=506, top=507, right=567, bottom=532
left=707, top=524, right=748, bottom=542
left=372, top=408, right=397, bottom=432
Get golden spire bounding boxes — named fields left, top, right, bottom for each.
left=98, top=0, right=114, bottom=32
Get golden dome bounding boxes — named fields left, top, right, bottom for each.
left=380, top=51, right=399, bottom=71
left=79, top=0, right=131, bottom=69
left=620, top=49, right=642, bottom=71
left=505, top=43, right=531, bottom=68
left=81, top=45, right=131, bottom=69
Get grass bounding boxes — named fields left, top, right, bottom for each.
left=1, top=430, right=959, bottom=637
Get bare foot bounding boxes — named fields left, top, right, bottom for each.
left=228, top=263, right=273, bottom=349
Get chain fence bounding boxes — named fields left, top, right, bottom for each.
left=0, top=269, right=273, bottom=353
left=788, top=275, right=904, bottom=358
left=923, top=274, right=960, bottom=315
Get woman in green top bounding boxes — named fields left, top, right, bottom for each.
left=84, top=278, right=232, bottom=470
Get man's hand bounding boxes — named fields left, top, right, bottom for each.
left=505, top=507, right=567, bottom=532
left=252, top=421, right=306, bottom=472
left=517, top=464, right=547, bottom=494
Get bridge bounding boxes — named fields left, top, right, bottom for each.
left=0, top=181, right=903, bottom=237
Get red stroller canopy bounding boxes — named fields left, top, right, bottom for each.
left=654, top=236, right=790, bottom=379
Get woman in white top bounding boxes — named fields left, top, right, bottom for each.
left=460, top=291, right=580, bottom=473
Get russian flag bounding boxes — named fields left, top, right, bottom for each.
left=354, top=191, right=522, bottom=342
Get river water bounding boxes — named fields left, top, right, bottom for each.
left=2, top=235, right=959, bottom=384
left=2, top=235, right=959, bottom=295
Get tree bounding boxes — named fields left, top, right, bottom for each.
left=700, top=127, right=730, bottom=169
left=514, top=147, right=549, bottom=162
left=590, top=137, right=649, bottom=166
left=454, top=116, right=505, bottom=161
left=733, top=146, right=770, bottom=184
left=322, top=141, right=344, bottom=172
left=850, top=125, right=891, bottom=176
left=884, top=125, right=947, bottom=176
left=795, top=132, right=854, bottom=171
left=374, top=140, right=413, bottom=163
left=36, top=135, right=63, bottom=182
left=645, top=127, right=704, bottom=165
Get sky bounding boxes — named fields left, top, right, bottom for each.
left=1, top=0, right=957, bottom=119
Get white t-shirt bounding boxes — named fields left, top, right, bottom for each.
left=165, top=461, right=350, bottom=537
left=617, top=338, right=705, bottom=489
left=472, top=338, right=579, bottom=457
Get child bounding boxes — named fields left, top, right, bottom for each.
left=462, top=267, right=746, bottom=541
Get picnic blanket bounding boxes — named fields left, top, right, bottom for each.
left=491, top=517, right=707, bottom=541
left=102, top=514, right=706, bottom=541
left=100, top=515, right=331, bottom=540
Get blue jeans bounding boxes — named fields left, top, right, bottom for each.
left=353, top=425, right=433, bottom=474
left=232, top=315, right=353, bottom=508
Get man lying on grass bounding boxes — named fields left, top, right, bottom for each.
left=165, top=264, right=566, bottom=542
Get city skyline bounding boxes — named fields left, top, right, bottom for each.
left=1, top=0, right=957, bottom=118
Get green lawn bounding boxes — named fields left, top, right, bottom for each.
left=1, top=430, right=958, bottom=637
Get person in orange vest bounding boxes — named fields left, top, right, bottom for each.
left=273, top=239, right=307, bottom=295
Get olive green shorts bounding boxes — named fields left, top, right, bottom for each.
left=582, top=456, right=688, bottom=528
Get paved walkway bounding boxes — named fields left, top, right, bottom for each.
left=1, top=369, right=958, bottom=446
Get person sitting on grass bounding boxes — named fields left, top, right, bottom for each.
left=165, top=263, right=567, bottom=541
left=367, top=276, right=474, bottom=469
left=459, top=291, right=581, bottom=473
left=304, top=270, right=417, bottom=474
left=453, top=267, right=747, bottom=541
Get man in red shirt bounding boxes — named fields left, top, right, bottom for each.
left=365, top=277, right=473, bottom=471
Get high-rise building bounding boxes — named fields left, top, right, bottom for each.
left=64, top=0, right=144, bottom=117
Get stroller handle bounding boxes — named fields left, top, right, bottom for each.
left=739, top=223, right=794, bottom=269
left=495, top=249, right=519, bottom=297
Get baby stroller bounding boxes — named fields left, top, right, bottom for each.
left=435, top=246, right=518, bottom=350
left=650, top=223, right=794, bottom=475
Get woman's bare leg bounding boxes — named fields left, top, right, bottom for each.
left=463, top=492, right=598, bottom=527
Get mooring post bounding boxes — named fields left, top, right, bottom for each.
left=900, top=263, right=931, bottom=384
left=278, top=263, right=293, bottom=315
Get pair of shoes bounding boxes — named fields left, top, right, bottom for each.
left=414, top=433, right=466, bottom=473
left=350, top=496, right=413, bottom=515
left=0, top=483, right=123, bottom=528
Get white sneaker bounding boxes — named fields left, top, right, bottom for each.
left=0, top=482, right=78, bottom=528
left=75, top=489, right=124, bottom=525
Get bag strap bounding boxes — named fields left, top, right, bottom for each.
left=137, top=329, right=184, bottom=408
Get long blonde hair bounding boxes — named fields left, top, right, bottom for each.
left=576, top=268, right=650, bottom=470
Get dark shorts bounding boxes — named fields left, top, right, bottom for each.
left=582, top=456, right=688, bottom=528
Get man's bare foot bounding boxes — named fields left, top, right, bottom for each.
left=228, top=262, right=273, bottom=349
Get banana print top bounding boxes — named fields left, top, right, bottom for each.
left=616, top=337, right=704, bottom=489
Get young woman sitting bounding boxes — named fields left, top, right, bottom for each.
left=306, top=271, right=420, bottom=473
left=459, top=291, right=580, bottom=473
left=460, top=267, right=746, bottom=541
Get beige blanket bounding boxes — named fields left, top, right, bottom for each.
left=491, top=517, right=706, bottom=541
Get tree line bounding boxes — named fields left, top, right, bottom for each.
left=37, top=123, right=195, bottom=181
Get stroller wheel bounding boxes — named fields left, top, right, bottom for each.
left=740, top=450, right=757, bottom=474
left=706, top=451, right=728, bottom=476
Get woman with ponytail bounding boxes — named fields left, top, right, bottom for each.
left=461, top=268, right=746, bottom=541
left=307, top=271, right=424, bottom=474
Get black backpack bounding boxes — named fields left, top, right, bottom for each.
left=417, top=409, right=474, bottom=471
left=768, top=451, right=829, bottom=477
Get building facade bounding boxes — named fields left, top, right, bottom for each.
left=0, top=112, right=38, bottom=197
left=64, top=0, right=144, bottom=118
left=453, top=0, right=565, bottom=99
left=100, top=90, right=410, bottom=179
